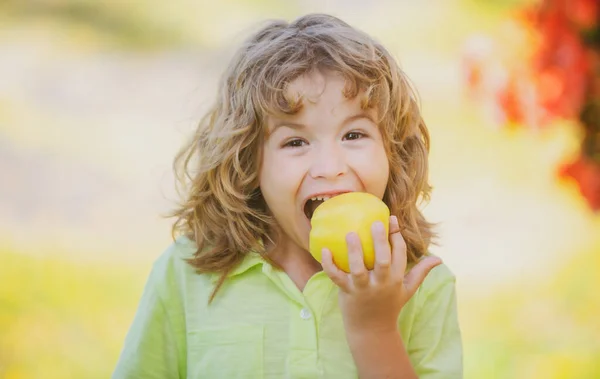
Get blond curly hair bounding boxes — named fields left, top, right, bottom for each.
left=170, top=13, right=437, bottom=300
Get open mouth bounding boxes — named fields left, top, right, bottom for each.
left=303, top=193, right=348, bottom=220
left=304, top=198, right=325, bottom=220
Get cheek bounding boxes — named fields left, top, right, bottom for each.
left=354, top=146, right=389, bottom=197
left=259, top=149, right=303, bottom=206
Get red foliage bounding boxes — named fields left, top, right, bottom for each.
left=528, top=1, right=591, bottom=120
left=559, top=155, right=600, bottom=211
left=567, top=0, right=599, bottom=30
left=495, top=74, right=531, bottom=125
left=462, top=0, right=600, bottom=211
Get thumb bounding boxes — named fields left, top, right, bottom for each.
left=403, top=256, right=442, bottom=298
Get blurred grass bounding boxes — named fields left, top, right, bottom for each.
left=0, top=0, right=535, bottom=52
left=462, top=244, right=600, bottom=378
left=0, top=0, right=299, bottom=50
left=0, top=249, right=147, bottom=379
left=0, top=0, right=184, bottom=49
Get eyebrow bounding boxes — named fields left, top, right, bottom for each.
left=270, top=113, right=376, bottom=131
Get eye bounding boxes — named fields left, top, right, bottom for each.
left=343, top=131, right=366, bottom=141
left=283, top=138, right=307, bottom=148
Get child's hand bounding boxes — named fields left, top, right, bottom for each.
left=321, top=215, right=442, bottom=334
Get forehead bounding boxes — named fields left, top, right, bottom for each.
left=271, top=70, right=376, bottom=124
left=285, top=70, right=331, bottom=101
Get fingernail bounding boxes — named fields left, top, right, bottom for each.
left=345, top=232, right=359, bottom=244
left=372, top=221, right=385, bottom=232
left=391, top=215, right=399, bottom=226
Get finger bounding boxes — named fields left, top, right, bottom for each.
left=346, top=232, right=370, bottom=287
left=321, top=248, right=350, bottom=292
left=403, top=256, right=443, bottom=298
left=389, top=215, right=408, bottom=275
left=372, top=220, right=391, bottom=283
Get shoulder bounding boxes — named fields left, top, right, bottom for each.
left=150, top=236, right=198, bottom=279
left=408, top=258, right=457, bottom=313
left=153, top=235, right=198, bottom=271
left=419, top=259, right=456, bottom=295
left=147, top=236, right=214, bottom=303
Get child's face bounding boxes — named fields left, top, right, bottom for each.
left=260, top=70, right=390, bottom=253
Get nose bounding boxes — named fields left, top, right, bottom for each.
left=309, top=142, right=348, bottom=179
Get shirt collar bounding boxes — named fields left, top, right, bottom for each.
left=209, top=242, right=269, bottom=283
left=229, top=252, right=266, bottom=276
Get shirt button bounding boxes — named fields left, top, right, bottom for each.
left=300, top=308, right=312, bottom=320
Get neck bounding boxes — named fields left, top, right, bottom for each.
left=266, top=235, right=322, bottom=291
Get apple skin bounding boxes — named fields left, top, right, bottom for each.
left=309, top=192, right=390, bottom=273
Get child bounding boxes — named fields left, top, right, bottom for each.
left=113, top=13, right=462, bottom=379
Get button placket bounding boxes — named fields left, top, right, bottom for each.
left=300, top=308, right=312, bottom=320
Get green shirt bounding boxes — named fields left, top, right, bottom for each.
left=113, top=236, right=462, bottom=378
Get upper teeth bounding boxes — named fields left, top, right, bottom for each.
left=311, top=195, right=332, bottom=201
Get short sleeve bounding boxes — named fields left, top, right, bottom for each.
left=112, top=268, right=181, bottom=379
left=408, top=265, right=463, bottom=378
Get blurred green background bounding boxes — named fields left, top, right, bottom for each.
left=1, top=0, right=599, bottom=378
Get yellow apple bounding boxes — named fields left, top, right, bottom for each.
left=309, top=192, right=390, bottom=273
